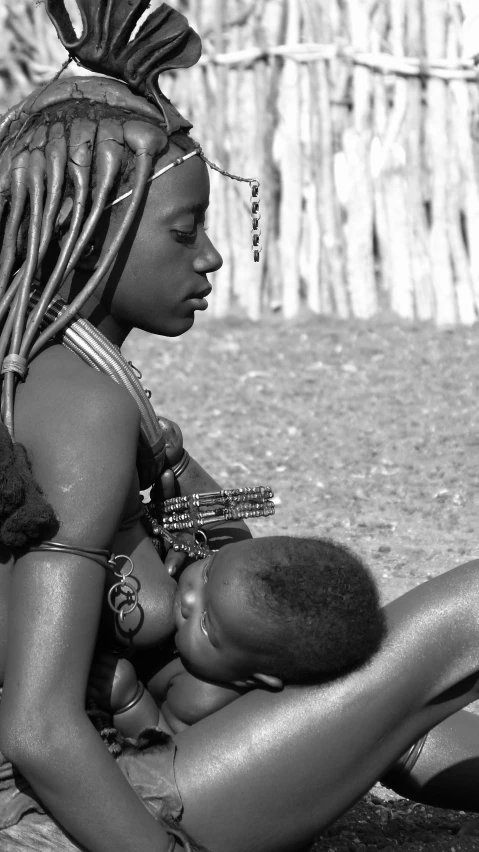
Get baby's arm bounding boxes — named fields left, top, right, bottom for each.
left=147, top=658, right=243, bottom=732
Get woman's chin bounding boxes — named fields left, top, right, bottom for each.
left=145, top=314, right=195, bottom=338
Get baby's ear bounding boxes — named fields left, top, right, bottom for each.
left=231, top=673, right=283, bottom=690
left=252, top=672, right=283, bottom=690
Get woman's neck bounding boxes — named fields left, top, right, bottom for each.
left=57, top=279, right=131, bottom=348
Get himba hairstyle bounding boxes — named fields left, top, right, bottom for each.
left=243, top=536, right=386, bottom=683
left=0, top=1, right=209, bottom=549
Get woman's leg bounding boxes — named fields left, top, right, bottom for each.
left=383, top=708, right=479, bottom=811
left=173, top=561, right=479, bottom=852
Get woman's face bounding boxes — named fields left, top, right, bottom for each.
left=75, top=144, right=223, bottom=344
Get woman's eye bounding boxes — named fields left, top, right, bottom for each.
left=200, top=611, right=208, bottom=637
left=173, top=228, right=198, bottom=245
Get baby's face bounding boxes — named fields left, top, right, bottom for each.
left=174, top=540, right=264, bottom=684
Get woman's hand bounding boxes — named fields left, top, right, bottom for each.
left=151, top=464, right=191, bottom=576
left=88, top=653, right=139, bottom=714
left=156, top=415, right=184, bottom=466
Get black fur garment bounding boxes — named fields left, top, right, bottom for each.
left=0, top=423, right=58, bottom=548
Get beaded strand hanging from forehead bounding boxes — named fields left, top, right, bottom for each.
left=250, top=181, right=261, bottom=262
left=199, top=153, right=261, bottom=261
left=108, top=148, right=263, bottom=262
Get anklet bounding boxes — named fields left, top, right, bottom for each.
left=114, top=681, right=145, bottom=715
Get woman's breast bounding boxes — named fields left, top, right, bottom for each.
left=101, top=519, right=178, bottom=652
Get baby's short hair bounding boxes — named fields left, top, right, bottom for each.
left=244, top=536, right=385, bottom=683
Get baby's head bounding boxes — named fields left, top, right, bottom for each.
left=174, top=536, right=385, bottom=688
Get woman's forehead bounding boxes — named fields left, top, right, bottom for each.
left=147, top=151, right=210, bottom=218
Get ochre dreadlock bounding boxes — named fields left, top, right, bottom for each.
left=0, top=0, right=201, bottom=548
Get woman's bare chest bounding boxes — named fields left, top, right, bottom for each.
left=100, top=494, right=177, bottom=653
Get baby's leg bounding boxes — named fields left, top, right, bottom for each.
left=173, top=561, right=479, bottom=852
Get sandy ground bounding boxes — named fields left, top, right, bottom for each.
left=124, top=313, right=479, bottom=852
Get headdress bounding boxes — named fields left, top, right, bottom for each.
left=44, top=0, right=201, bottom=133
left=0, top=0, right=260, bottom=447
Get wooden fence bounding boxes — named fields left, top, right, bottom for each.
left=1, top=0, right=479, bottom=324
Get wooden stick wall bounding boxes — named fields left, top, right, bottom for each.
left=1, top=0, right=479, bottom=325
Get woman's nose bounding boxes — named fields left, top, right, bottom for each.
left=194, top=232, right=223, bottom=274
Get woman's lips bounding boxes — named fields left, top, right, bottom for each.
left=188, top=284, right=212, bottom=310
left=190, top=297, right=209, bottom=311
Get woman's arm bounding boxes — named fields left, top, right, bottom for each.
left=153, top=417, right=253, bottom=544
left=89, top=654, right=164, bottom=737
left=152, top=453, right=253, bottom=576
left=90, top=654, right=241, bottom=736
left=0, top=355, right=172, bottom=852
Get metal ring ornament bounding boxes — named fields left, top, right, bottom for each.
left=107, top=580, right=138, bottom=621
left=194, top=529, right=208, bottom=546
left=127, top=361, right=142, bottom=379
left=107, top=554, right=138, bottom=622
left=109, top=553, right=134, bottom=578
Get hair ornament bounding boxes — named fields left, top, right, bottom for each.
left=44, top=0, right=201, bottom=133
left=0, top=3, right=262, bottom=440
left=104, top=147, right=200, bottom=209
left=1, top=354, right=28, bottom=380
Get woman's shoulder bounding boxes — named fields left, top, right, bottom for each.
left=16, top=343, right=140, bottom=441
left=13, top=345, right=142, bottom=536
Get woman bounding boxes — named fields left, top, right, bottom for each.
left=0, top=3, right=478, bottom=851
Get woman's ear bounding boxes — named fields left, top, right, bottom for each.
left=75, top=239, right=101, bottom=271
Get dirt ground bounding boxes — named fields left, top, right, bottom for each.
left=124, top=312, right=479, bottom=852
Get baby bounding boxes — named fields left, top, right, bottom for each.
left=89, top=535, right=385, bottom=737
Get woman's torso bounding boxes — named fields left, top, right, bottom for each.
left=0, top=345, right=177, bottom=681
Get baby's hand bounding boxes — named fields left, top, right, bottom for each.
left=87, top=653, right=139, bottom=714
